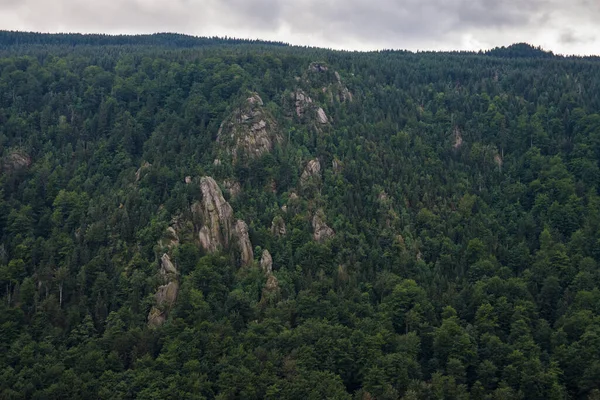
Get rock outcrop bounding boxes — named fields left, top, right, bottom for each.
left=316, top=107, right=328, bottom=124
left=190, top=176, right=254, bottom=266
left=301, top=159, right=321, bottom=186
left=261, top=249, right=273, bottom=274
left=160, top=253, right=177, bottom=275
left=265, top=274, right=279, bottom=292
left=148, top=280, right=179, bottom=328
left=150, top=175, right=256, bottom=326
left=149, top=231, right=180, bottom=327
left=217, top=93, right=281, bottom=162
left=312, top=210, right=335, bottom=242
left=3, top=149, right=31, bottom=173
left=332, top=158, right=342, bottom=174
left=309, top=62, right=329, bottom=73
left=193, top=177, right=234, bottom=252
left=453, top=126, right=463, bottom=149
left=233, top=220, right=254, bottom=267
left=271, top=216, right=287, bottom=237
left=292, top=89, right=313, bottom=118
left=260, top=249, right=280, bottom=301
left=135, top=161, right=151, bottom=181
left=306, top=62, right=353, bottom=104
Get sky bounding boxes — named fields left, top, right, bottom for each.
left=0, top=0, right=598, bottom=55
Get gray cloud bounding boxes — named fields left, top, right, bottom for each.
left=0, top=0, right=598, bottom=55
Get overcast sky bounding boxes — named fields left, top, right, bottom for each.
left=0, top=0, right=598, bottom=55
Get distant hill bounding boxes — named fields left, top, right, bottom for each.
left=0, top=30, right=290, bottom=48
left=484, top=42, right=555, bottom=58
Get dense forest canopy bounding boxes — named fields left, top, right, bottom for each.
left=1, top=31, right=600, bottom=399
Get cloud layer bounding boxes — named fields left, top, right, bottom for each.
left=0, top=0, right=597, bottom=55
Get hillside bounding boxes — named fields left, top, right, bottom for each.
left=1, top=32, right=600, bottom=399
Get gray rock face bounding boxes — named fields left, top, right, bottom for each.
left=316, top=107, right=328, bottom=124
left=148, top=281, right=179, bottom=328
left=261, top=249, right=273, bottom=274
left=217, top=93, right=281, bottom=162
left=234, top=220, right=254, bottom=267
left=149, top=238, right=180, bottom=327
left=193, top=177, right=234, bottom=252
left=292, top=89, right=313, bottom=118
left=160, top=253, right=177, bottom=275
left=312, top=210, right=335, bottom=242
left=301, top=159, right=322, bottom=186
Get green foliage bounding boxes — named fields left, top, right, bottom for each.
left=0, top=32, right=599, bottom=398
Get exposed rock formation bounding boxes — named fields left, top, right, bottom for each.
left=135, top=161, right=151, bottom=181
left=261, top=249, right=273, bottom=274
left=217, top=93, right=281, bottom=162
left=332, top=158, right=342, bottom=174
left=309, top=62, right=329, bottom=73
left=306, top=62, right=353, bottom=103
left=301, top=159, right=321, bottom=186
left=312, top=210, right=335, bottom=242
left=193, top=177, right=234, bottom=252
left=151, top=175, right=257, bottom=325
left=292, top=89, right=313, bottom=118
left=265, top=274, right=279, bottom=292
left=160, top=253, right=177, bottom=275
left=453, top=126, right=463, bottom=149
left=3, top=150, right=31, bottom=173
left=148, top=281, right=179, bottom=328
left=185, top=176, right=192, bottom=184
left=233, top=220, right=254, bottom=267
left=149, top=228, right=180, bottom=328
left=271, top=216, right=287, bottom=237
left=316, top=107, right=328, bottom=124
left=261, top=249, right=280, bottom=301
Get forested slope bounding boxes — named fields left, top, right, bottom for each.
left=1, top=32, right=600, bottom=399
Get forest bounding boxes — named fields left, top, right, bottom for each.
left=1, top=31, right=600, bottom=399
